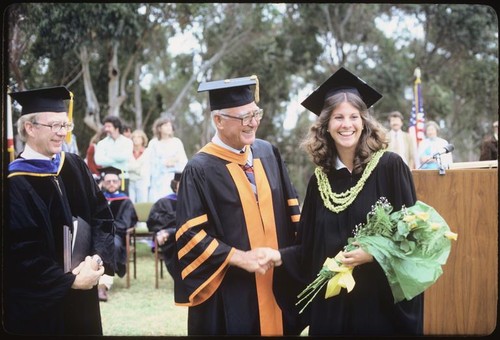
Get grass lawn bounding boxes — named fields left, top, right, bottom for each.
left=99, top=240, right=188, bottom=336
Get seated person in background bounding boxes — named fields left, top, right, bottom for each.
left=479, top=120, right=498, bottom=160
left=417, top=120, right=453, bottom=169
left=98, top=166, right=138, bottom=301
left=146, top=172, right=181, bottom=278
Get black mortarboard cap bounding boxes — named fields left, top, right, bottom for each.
left=198, top=75, right=260, bottom=110
left=9, top=86, right=72, bottom=116
left=301, top=67, right=382, bottom=116
left=100, top=166, right=123, bottom=178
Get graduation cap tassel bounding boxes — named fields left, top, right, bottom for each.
left=250, top=75, right=259, bottom=103
left=120, top=169, right=125, bottom=191
left=65, top=91, right=74, bottom=144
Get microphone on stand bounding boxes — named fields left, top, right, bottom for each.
left=432, top=144, right=455, bottom=159
left=418, top=144, right=454, bottom=173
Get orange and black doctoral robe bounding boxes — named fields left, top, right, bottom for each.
left=173, top=139, right=304, bottom=336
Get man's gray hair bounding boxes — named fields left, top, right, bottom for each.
left=16, top=112, right=39, bottom=142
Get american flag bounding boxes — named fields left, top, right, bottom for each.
left=408, top=68, right=426, bottom=147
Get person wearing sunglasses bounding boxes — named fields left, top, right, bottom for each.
left=6, top=86, right=115, bottom=335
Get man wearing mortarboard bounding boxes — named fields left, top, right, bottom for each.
left=5, top=86, right=115, bottom=335
left=97, top=166, right=138, bottom=301
left=172, top=76, right=305, bottom=336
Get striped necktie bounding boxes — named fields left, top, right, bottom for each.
left=242, top=163, right=257, bottom=199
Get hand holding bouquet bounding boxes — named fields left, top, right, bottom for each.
left=297, top=198, right=458, bottom=314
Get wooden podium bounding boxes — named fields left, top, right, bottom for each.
left=412, top=167, right=498, bottom=336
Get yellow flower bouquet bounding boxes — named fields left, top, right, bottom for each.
left=296, top=197, right=457, bottom=314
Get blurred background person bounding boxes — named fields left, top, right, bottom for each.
left=62, top=132, right=79, bottom=154
left=85, top=128, right=106, bottom=182
left=94, top=115, right=133, bottom=194
left=417, top=120, right=453, bottom=169
left=128, top=129, right=151, bottom=203
left=122, top=122, right=132, bottom=139
left=386, top=111, right=417, bottom=169
left=97, top=167, right=138, bottom=302
left=146, top=172, right=181, bottom=278
left=147, top=116, right=188, bottom=202
left=479, top=120, right=498, bottom=160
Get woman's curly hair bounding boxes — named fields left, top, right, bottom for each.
left=301, top=91, right=388, bottom=175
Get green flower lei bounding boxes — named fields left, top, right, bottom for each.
left=315, top=150, right=386, bottom=213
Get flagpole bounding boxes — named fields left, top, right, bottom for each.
left=413, top=67, right=425, bottom=145
left=6, top=86, right=15, bottom=162
left=408, top=67, right=425, bottom=169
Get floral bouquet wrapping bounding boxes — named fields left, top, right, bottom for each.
left=296, top=197, right=458, bottom=314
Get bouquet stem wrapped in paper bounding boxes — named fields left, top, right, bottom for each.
left=297, top=198, right=458, bottom=314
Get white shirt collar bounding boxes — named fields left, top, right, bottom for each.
left=21, top=144, right=55, bottom=161
left=212, top=133, right=244, bottom=154
left=212, top=133, right=253, bottom=164
left=335, top=157, right=347, bottom=170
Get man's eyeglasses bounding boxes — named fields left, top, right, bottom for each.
left=218, top=109, right=264, bottom=126
left=33, top=121, right=74, bottom=132
left=104, top=179, right=120, bottom=184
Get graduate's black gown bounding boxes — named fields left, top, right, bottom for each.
left=173, top=139, right=305, bottom=336
left=105, top=193, right=138, bottom=277
left=281, top=151, right=423, bottom=336
left=146, top=194, right=177, bottom=277
left=5, top=152, right=115, bottom=335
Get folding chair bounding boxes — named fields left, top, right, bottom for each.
left=125, top=201, right=154, bottom=288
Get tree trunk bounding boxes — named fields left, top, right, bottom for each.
left=108, top=42, right=121, bottom=117
left=79, top=45, right=101, bottom=132
left=134, top=62, right=143, bottom=129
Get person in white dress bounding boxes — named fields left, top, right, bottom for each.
left=128, top=129, right=150, bottom=203
left=147, top=117, right=188, bottom=202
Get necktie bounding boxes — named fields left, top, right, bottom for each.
left=242, top=163, right=258, bottom=199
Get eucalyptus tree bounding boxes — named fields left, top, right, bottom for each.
left=393, top=4, right=498, bottom=161
left=7, top=3, right=194, bottom=140
left=157, top=3, right=298, bottom=154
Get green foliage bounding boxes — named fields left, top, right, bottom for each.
left=6, top=3, right=498, bottom=164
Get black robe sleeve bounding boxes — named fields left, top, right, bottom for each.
left=61, top=153, right=115, bottom=274
left=146, top=197, right=176, bottom=233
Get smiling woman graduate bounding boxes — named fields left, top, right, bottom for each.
left=278, top=67, right=423, bottom=336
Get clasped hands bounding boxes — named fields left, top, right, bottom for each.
left=71, top=254, right=105, bottom=290
left=230, top=247, right=282, bottom=275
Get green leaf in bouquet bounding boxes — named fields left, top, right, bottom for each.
left=296, top=197, right=458, bottom=311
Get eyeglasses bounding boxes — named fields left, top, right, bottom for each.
left=218, top=109, right=264, bottom=126
left=104, top=179, right=120, bottom=184
left=33, top=121, right=74, bottom=132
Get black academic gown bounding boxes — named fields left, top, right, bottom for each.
left=4, top=152, right=115, bottom=335
left=281, top=151, right=423, bottom=336
left=105, top=194, right=138, bottom=277
left=146, top=194, right=177, bottom=277
left=173, top=139, right=304, bottom=336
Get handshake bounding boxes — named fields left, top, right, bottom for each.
left=230, top=247, right=282, bottom=275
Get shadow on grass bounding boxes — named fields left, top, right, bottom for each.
left=99, top=241, right=188, bottom=336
